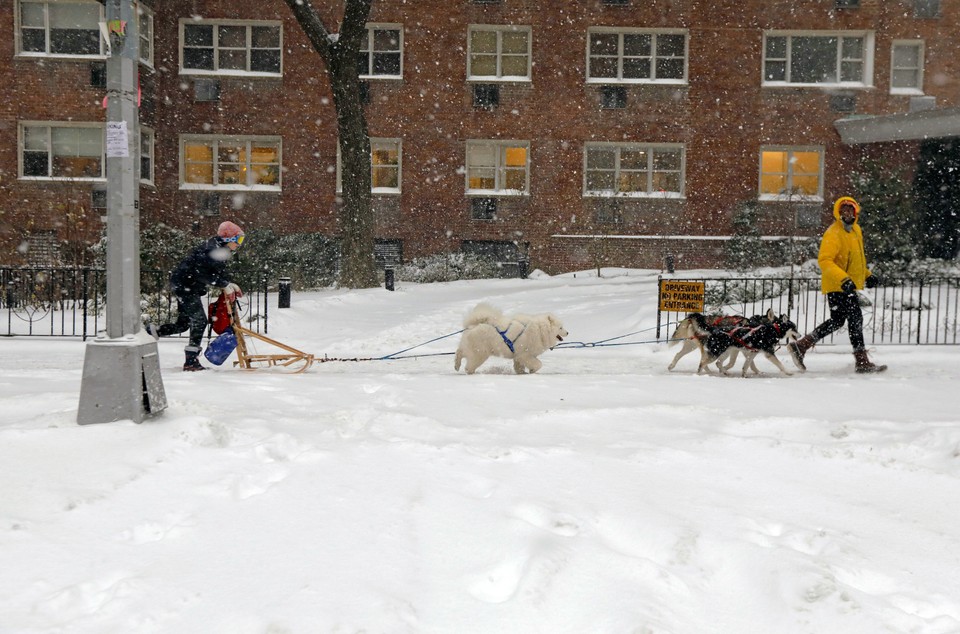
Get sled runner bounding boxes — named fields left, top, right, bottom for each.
left=225, top=295, right=315, bottom=373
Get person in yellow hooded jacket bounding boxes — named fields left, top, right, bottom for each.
left=788, top=196, right=887, bottom=373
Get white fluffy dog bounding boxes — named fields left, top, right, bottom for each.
left=454, top=303, right=568, bottom=374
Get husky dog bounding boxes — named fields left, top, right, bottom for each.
left=668, top=313, right=752, bottom=371
left=454, top=303, right=568, bottom=374
left=681, top=310, right=799, bottom=377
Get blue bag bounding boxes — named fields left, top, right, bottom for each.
left=204, top=327, right=237, bottom=365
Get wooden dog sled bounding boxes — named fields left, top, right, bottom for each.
left=226, top=297, right=315, bottom=373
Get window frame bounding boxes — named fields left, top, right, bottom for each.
left=360, top=23, right=403, bottom=80
left=179, top=135, right=283, bottom=192
left=465, top=140, right=531, bottom=196
left=178, top=19, right=283, bottom=77
left=586, top=27, right=688, bottom=85
left=583, top=142, right=686, bottom=198
left=890, top=40, right=924, bottom=95
left=137, top=2, right=154, bottom=68
left=758, top=146, right=825, bottom=202
left=762, top=30, right=874, bottom=88
left=18, top=121, right=106, bottom=181
left=16, top=0, right=105, bottom=59
left=467, top=25, right=532, bottom=83
left=336, top=138, right=403, bottom=195
left=140, top=125, right=154, bottom=186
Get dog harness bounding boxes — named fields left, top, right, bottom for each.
left=497, top=322, right=527, bottom=353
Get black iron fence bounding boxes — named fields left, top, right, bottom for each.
left=657, top=276, right=960, bottom=345
left=1, top=267, right=269, bottom=339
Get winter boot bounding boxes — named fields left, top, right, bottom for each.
left=854, top=349, right=887, bottom=374
left=145, top=323, right=160, bottom=340
left=787, top=334, right=816, bottom=372
left=183, top=349, right=206, bottom=372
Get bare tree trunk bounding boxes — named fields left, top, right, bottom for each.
left=283, top=0, right=378, bottom=288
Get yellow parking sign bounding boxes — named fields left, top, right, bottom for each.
left=659, top=281, right=705, bottom=312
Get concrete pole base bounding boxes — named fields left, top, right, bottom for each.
left=78, top=330, right=167, bottom=425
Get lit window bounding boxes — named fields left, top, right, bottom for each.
left=181, top=20, right=282, bottom=75
left=466, top=141, right=529, bottom=194
left=763, top=32, right=873, bottom=87
left=336, top=138, right=402, bottom=193
left=587, top=29, right=687, bottom=83
left=20, top=123, right=104, bottom=179
left=891, top=40, right=924, bottom=94
left=180, top=136, right=282, bottom=190
left=584, top=143, right=684, bottom=197
left=18, top=0, right=103, bottom=57
left=759, top=148, right=823, bottom=200
left=359, top=25, right=402, bottom=78
left=468, top=26, right=531, bottom=81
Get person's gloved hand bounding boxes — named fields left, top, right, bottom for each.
left=865, top=274, right=881, bottom=289
left=223, top=283, right=243, bottom=300
left=840, top=278, right=857, bottom=294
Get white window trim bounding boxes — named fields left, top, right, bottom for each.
left=360, top=23, right=403, bottom=80
left=179, top=135, right=283, bottom=192
left=762, top=30, right=875, bottom=89
left=582, top=142, right=686, bottom=198
left=758, top=146, right=825, bottom=202
left=137, top=2, right=154, bottom=68
left=335, top=138, right=403, bottom=195
left=18, top=121, right=106, bottom=182
left=178, top=19, right=283, bottom=77
left=585, top=27, right=689, bottom=85
left=467, top=25, right=532, bottom=83
left=15, top=0, right=106, bottom=60
left=140, top=125, right=154, bottom=186
left=465, top=139, right=531, bottom=196
left=890, top=39, right=924, bottom=95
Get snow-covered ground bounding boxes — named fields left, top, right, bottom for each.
left=2, top=269, right=959, bottom=633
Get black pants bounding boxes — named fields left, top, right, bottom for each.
left=812, top=291, right=865, bottom=352
left=158, top=292, right=207, bottom=351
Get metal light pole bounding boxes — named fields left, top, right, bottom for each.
left=78, top=0, right=166, bottom=425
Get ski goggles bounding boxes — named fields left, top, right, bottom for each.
left=225, top=234, right=245, bottom=245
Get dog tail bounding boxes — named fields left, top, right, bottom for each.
left=463, top=302, right=504, bottom=328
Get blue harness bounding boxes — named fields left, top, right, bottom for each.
left=497, top=322, right=527, bottom=353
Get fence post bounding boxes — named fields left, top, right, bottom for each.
left=82, top=268, right=89, bottom=341
left=278, top=276, right=291, bottom=308
left=385, top=268, right=395, bottom=291
left=656, top=276, right=662, bottom=340
left=917, top=279, right=924, bottom=345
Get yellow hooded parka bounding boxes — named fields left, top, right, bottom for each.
left=818, top=196, right=873, bottom=294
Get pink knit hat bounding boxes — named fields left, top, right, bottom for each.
left=217, top=221, right=244, bottom=239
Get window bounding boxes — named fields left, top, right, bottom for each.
left=336, top=138, right=402, bottom=193
left=137, top=2, right=154, bottom=67
left=20, top=123, right=104, bottom=179
left=759, top=147, right=823, bottom=200
left=891, top=40, right=924, bottom=94
left=915, top=0, right=940, bottom=18
left=18, top=0, right=103, bottom=57
left=763, top=32, right=873, bottom=87
left=140, top=126, right=154, bottom=185
left=468, top=26, right=531, bottom=81
left=180, top=20, right=282, bottom=75
left=180, top=136, right=282, bottom=191
left=466, top=141, right=530, bottom=195
left=359, top=24, right=402, bottom=78
left=584, top=143, right=684, bottom=197
left=587, top=28, right=687, bottom=84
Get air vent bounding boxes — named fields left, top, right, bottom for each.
left=471, top=197, right=497, bottom=220
left=835, top=0, right=860, bottom=8
left=198, top=193, right=220, bottom=216
left=601, top=86, right=627, bottom=109
left=830, top=94, right=856, bottom=113
left=90, top=62, right=106, bottom=88
left=473, top=84, right=500, bottom=108
left=602, top=0, right=629, bottom=5
left=194, top=79, right=221, bottom=102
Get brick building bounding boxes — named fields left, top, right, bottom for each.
left=1, top=0, right=957, bottom=273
